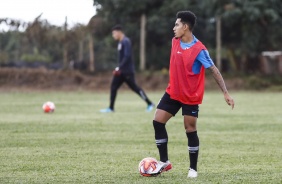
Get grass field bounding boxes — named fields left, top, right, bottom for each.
left=0, top=90, right=281, bottom=184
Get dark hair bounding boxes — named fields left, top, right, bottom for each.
left=112, top=24, right=123, bottom=31
left=176, top=11, right=197, bottom=31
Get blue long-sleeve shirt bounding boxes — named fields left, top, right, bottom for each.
left=117, top=36, right=135, bottom=74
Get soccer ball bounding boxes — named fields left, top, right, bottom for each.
left=138, top=157, right=158, bottom=177
left=42, top=101, right=55, bottom=113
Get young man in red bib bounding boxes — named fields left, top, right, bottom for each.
left=150, top=11, right=235, bottom=178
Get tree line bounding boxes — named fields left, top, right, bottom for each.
left=0, top=0, right=281, bottom=73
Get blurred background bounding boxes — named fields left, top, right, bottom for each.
left=0, top=0, right=282, bottom=91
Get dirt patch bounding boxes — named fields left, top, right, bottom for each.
left=0, top=68, right=244, bottom=91
left=0, top=68, right=168, bottom=91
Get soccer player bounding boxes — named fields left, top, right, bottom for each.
left=150, top=11, right=235, bottom=178
left=100, top=25, right=155, bottom=113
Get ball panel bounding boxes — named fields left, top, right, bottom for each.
left=42, top=101, right=55, bottom=113
left=138, top=157, right=158, bottom=177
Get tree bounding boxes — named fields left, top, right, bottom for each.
left=1, top=0, right=281, bottom=74
left=93, top=0, right=164, bottom=71
left=206, top=0, right=282, bottom=72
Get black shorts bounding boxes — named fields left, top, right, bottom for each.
left=157, top=92, right=199, bottom=117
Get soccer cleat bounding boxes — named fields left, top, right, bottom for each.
left=150, top=160, right=172, bottom=175
left=187, top=168, right=198, bottom=178
left=146, top=104, right=155, bottom=112
left=100, top=108, right=114, bottom=113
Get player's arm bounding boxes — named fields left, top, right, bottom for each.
left=208, top=65, right=234, bottom=109
left=196, top=50, right=234, bottom=109
left=119, top=40, right=131, bottom=69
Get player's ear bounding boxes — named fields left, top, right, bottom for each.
left=183, top=23, right=189, bottom=31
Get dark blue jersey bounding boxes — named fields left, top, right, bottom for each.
left=117, top=36, right=135, bottom=74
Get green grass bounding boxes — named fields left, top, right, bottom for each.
left=0, top=90, right=281, bottom=184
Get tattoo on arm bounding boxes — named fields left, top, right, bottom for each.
left=209, top=65, right=228, bottom=94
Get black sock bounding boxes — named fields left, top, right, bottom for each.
left=139, top=90, right=152, bottom=105
left=153, top=120, right=168, bottom=162
left=146, top=99, right=153, bottom=106
left=109, top=91, right=116, bottom=110
left=186, top=131, right=199, bottom=171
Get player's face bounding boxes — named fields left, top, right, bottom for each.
left=173, top=18, right=186, bottom=38
left=112, top=30, right=120, bottom=40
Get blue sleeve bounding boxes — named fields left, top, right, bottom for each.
left=192, top=50, right=214, bottom=74
left=196, top=50, right=214, bottom=68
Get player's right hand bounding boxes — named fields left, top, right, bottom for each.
left=113, top=67, right=121, bottom=76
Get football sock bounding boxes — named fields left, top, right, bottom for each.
left=153, top=120, right=168, bottom=162
left=146, top=99, right=153, bottom=106
left=109, top=91, right=116, bottom=110
left=186, top=131, right=199, bottom=171
left=139, top=90, right=153, bottom=105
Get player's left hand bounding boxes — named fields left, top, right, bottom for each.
left=224, top=93, right=234, bottom=109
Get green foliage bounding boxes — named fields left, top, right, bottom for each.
left=0, top=0, right=281, bottom=72
left=20, top=53, right=50, bottom=63
left=0, top=52, right=9, bottom=64
left=92, top=0, right=282, bottom=71
left=246, top=75, right=282, bottom=90
left=93, top=0, right=211, bottom=70
left=220, top=0, right=282, bottom=54
left=20, top=47, right=51, bottom=63
left=247, top=75, right=271, bottom=89
left=0, top=91, right=282, bottom=183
